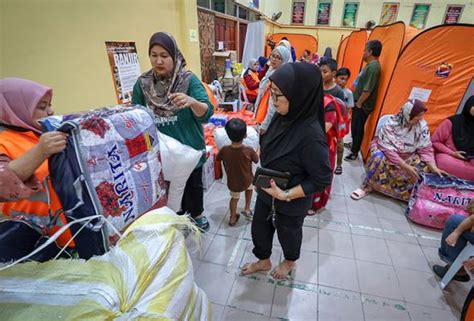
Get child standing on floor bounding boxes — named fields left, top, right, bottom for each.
left=216, top=119, right=259, bottom=226
left=320, top=59, right=346, bottom=175
left=334, top=67, right=355, bottom=175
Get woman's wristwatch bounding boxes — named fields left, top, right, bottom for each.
left=285, top=189, right=291, bottom=202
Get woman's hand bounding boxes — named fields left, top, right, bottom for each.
left=463, top=257, right=474, bottom=271
left=401, top=163, right=420, bottom=181
left=446, top=230, right=461, bottom=247
left=37, top=132, right=68, bottom=157
left=452, top=151, right=466, bottom=160
left=262, top=179, right=286, bottom=201
left=428, top=163, right=448, bottom=177
left=169, top=93, right=197, bottom=109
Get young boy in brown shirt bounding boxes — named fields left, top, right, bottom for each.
left=216, top=119, right=259, bottom=226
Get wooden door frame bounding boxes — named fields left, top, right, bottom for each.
left=198, top=7, right=249, bottom=62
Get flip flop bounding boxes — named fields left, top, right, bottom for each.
left=241, top=209, right=253, bottom=220
left=334, top=166, right=343, bottom=175
left=229, top=214, right=240, bottom=226
left=351, top=188, right=370, bottom=200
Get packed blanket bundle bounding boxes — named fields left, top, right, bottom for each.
left=407, top=173, right=474, bottom=229
left=40, top=105, right=167, bottom=258
left=0, top=208, right=211, bottom=321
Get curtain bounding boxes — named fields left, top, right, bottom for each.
left=242, top=21, right=264, bottom=70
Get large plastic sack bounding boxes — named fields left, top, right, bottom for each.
left=214, top=126, right=259, bottom=151
left=0, top=208, right=210, bottom=321
left=158, top=132, right=202, bottom=212
left=40, top=105, right=167, bottom=258
left=406, top=173, right=474, bottom=229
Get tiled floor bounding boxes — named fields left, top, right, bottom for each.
left=191, top=158, right=471, bottom=321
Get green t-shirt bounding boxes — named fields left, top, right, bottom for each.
left=354, top=60, right=381, bottom=113
left=132, top=73, right=214, bottom=167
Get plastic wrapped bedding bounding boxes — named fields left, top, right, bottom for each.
left=40, top=105, right=167, bottom=258
left=0, top=207, right=211, bottom=321
left=407, top=173, right=473, bottom=229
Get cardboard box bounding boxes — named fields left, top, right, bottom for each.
left=202, top=146, right=215, bottom=190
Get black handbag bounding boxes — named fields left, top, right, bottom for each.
left=253, top=167, right=291, bottom=189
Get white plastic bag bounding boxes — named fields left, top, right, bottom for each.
left=159, top=132, right=202, bottom=211
left=214, top=126, right=259, bottom=151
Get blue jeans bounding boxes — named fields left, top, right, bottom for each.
left=439, top=214, right=474, bottom=264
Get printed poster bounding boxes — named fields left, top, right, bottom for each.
left=443, top=5, right=463, bottom=24
left=292, top=1, right=306, bottom=24
left=380, top=2, right=399, bottom=25
left=342, top=2, right=359, bottom=28
left=409, top=87, right=432, bottom=102
left=410, top=4, right=430, bottom=29
left=317, top=2, right=332, bottom=25
left=105, top=41, right=141, bottom=104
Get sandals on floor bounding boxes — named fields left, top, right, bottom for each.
left=229, top=214, right=240, bottom=226
left=351, top=188, right=370, bottom=200
left=344, top=154, right=357, bottom=161
left=241, top=209, right=253, bottom=220
left=334, top=166, right=343, bottom=175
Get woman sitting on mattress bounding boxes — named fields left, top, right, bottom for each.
left=431, top=96, right=474, bottom=182
left=351, top=99, right=446, bottom=201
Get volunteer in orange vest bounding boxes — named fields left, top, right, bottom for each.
left=254, top=46, right=290, bottom=135
left=241, top=58, right=260, bottom=103
left=0, top=78, right=73, bottom=261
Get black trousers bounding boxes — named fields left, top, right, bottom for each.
left=251, top=196, right=306, bottom=261
left=351, top=107, right=370, bottom=155
left=180, top=167, right=204, bottom=218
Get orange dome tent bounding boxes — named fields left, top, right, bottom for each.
left=265, top=33, right=318, bottom=60
left=336, top=35, right=349, bottom=66
left=337, top=30, right=369, bottom=89
left=371, top=24, right=474, bottom=152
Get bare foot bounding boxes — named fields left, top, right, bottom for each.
left=271, top=260, right=295, bottom=280
left=241, top=259, right=272, bottom=275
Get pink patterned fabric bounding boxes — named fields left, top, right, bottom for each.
left=0, top=78, right=52, bottom=133
left=407, top=173, right=473, bottom=229
left=432, top=119, right=474, bottom=181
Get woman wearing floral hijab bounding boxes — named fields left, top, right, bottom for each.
left=132, top=32, right=214, bottom=231
left=351, top=100, right=446, bottom=201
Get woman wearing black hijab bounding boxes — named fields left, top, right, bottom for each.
left=432, top=96, right=474, bottom=181
left=242, top=63, right=332, bottom=279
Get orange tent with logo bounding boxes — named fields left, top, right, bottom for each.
left=265, top=33, right=318, bottom=60
left=336, top=30, right=368, bottom=89
left=359, top=22, right=407, bottom=159
left=369, top=24, right=474, bottom=153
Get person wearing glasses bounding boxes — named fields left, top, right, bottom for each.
left=242, top=63, right=332, bottom=280
left=254, top=46, right=290, bottom=134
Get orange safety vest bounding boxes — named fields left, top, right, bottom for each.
left=255, top=83, right=271, bottom=124
left=241, top=71, right=260, bottom=98
left=0, top=127, right=74, bottom=247
left=202, top=81, right=218, bottom=110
